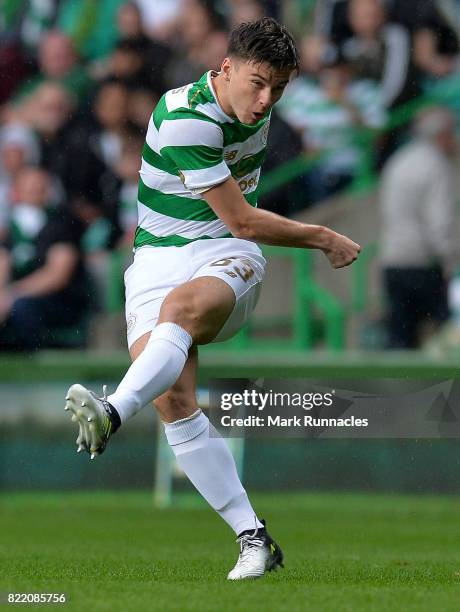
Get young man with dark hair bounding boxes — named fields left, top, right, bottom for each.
left=65, top=17, right=360, bottom=580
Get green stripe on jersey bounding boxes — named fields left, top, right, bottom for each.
left=160, top=145, right=223, bottom=171
left=134, top=227, right=232, bottom=248
left=138, top=177, right=218, bottom=222
left=220, top=119, right=268, bottom=146
left=152, top=94, right=169, bottom=131
left=142, top=142, right=177, bottom=175
left=138, top=177, right=258, bottom=221
left=187, top=78, right=215, bottom=109
left=153, top=100, right=218, bottom=130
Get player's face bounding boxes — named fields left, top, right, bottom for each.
left=226, top=59, right=294, bottom=124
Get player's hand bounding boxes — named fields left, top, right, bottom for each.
left=322, top=230, right=361, bottom=269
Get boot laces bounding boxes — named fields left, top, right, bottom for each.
left=235, top=524, right=265, bottom=568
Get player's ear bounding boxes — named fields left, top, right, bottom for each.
left=221, top=57, right=232, bottom=81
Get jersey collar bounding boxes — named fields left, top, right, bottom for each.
left=207, top=70, right=235, bottom=123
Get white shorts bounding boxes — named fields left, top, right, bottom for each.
left=124, top=237, right=266, bottom=349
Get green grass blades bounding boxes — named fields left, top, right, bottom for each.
left=1, top=491, right=460, bottom=611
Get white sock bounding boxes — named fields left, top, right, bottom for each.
left=164, top=410, right=263, bottom=535
left=108, top=322, right=192, bottom=422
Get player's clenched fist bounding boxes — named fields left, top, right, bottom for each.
left=322, top=231, right=361, bottom=269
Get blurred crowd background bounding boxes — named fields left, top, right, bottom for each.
left=1, top=0, right=460, bottom=352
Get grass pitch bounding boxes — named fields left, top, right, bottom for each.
left=1, top=491, right=460, bottom=611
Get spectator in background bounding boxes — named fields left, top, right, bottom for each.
left=258, top=109, right=305, bottom=217
left=127, top=87, right=159, bottom=135
left=133, top=0, right=182, bottom=42
left=315, top=0, right=415, bottom=108
left=298, top=33, right=331, bottom=78
left=341, top=0, right=414, bottom=108
left=412, top=0, right=460, bottom=81
left=117, top=1, right=145, bottom=38
left=91, top=2, right=171, bottom=95
left=0, top=166, right=89, bottom=350
left=216, top=0, right=281, bottom=28
left=277, top=52, right=386, bottom=206
left=13, top=30, right=93, bottom=103
left=379, top=107, right=457, bottom=349
left=317, top=0, right=460, bottom=70
left=105, top=39, right=149, bottom=88
left=115, top=132, right=143, bottom=247
left=115, top=2, right=172, bottom=93
left=314, top=0, right=351, bottom=44
left=91, top=79, right=130, bottom=171
left=22, top=81, right=121, bottom=241
left=8, top=0, right=60, bottom=52
left=228, top=0, right=264, bottom=27
left=0, top=123, right=40, bottom=236
left=22, top=81, right=78, bottom=188
left=102, top=37, right=169, bottom=94
left=55, top=0, right=126, bottom=62
left=261, top=0, right=282, bottom=20
left=0, top=39, right=29, bottom=105
left=166, top=0, right=228, bottom=88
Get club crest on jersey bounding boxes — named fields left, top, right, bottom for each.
left=127, top=313, right=137, bottom=333
left=233, top=154, right=257, bottom=178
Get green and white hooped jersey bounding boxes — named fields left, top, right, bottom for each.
left=135, top=70, right=271, bottom=249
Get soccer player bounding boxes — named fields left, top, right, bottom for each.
left=65, top=17, right=360, bottom=580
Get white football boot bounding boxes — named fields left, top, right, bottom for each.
left=65, top=384, right=120, bottom=459
left=227, top=520, right=284, bottom=580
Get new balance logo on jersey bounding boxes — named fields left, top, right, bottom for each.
left=224, top=150, right=238, bottom=162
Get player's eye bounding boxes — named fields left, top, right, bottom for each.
left=252, top=80, right=263, bottom=87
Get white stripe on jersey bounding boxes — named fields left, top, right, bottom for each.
left=145, top=116, right=161, bottom=153
left=182, top=162, right=231, bottom=193
left=137, top=201, right=230, bottom=238
left=165, top=83, right=194, bottom=112
left=159, top=118, right=224, bottom=149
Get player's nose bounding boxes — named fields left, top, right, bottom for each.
left=258, top=89, right=273, bottom=110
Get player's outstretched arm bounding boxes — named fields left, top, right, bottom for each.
left=204, top=177, right=361, bottom=269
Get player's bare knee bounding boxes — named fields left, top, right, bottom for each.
left=154, top=389, right=198, bottom=422
left=159, top=299, right=197, bottom=328
left=159, top=295, right=203, bottom=337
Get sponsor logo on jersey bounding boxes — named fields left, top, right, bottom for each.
left=238, top=170, right=259, bottom=193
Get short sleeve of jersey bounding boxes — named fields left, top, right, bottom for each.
left=158, top=113, right=231, bottom=194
